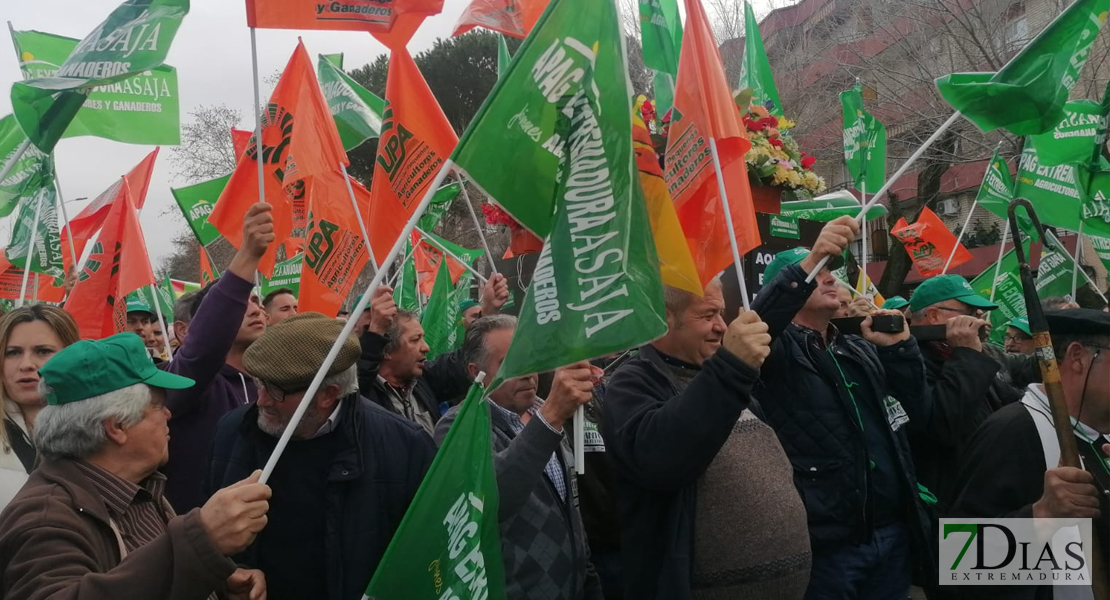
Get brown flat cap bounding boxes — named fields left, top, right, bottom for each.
left=243, top=312, right=360, bottom=389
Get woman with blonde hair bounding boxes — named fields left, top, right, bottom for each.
left=0, top=305, right=79, bottom=508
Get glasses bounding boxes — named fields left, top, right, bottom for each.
left=1004, top=335, right=1030, bottom=343
left=250, top=377, right=308, bottom=402
left=934, top=306, right=983, bottom=318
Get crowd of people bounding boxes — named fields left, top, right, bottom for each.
left=0, top=205, right=1107, bottom=600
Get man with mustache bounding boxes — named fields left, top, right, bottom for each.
left=434, top=314, right=602, bottom=600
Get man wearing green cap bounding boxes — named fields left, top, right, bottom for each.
left=751, top=217, right=936, bottom=599
left=1005, top=317, right=1035, bottom=355
left=882, top=295, right=911, bottom=319
left=206, top=312, right=436, bottom=600
left=906, top=275, right=1036, bottom=514
left=125, top=295, right=159, bottom=357
left=0, top=334, right=273, bottom=600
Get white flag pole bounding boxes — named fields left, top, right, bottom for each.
left=454, top=174, right=499, bottom=276
left=149, top=283, right=174, bottom=364
left=708, top=138, right=751, bottom=310
left=942, top=198, right=979, bottom=275
left=859, top=185, right=868, bottom=295
left=575, top=405, right=585, bottom=476
left=54, top=175, right=79, bottom=270
left=339, top=162, right=378, bottom=273
left=806, top=110, right=963, bottom=282
left=1070, top=220, right=1084, bottom=300
left=0, top=139, right=31, bottom=185
left=249, top=28, right=266, bottom=288
left=16, top=192, right=43, bottom=308
left=414, top=226, right=488, bottom=283
left=989, top=219, right=1011, bottom=304
left=260, top=160, right=455, bottom=484
left=1047, top=228, right=1108, bottom=304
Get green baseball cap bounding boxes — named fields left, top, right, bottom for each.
left=125, top=295, right=154, bottom=316
left=908, top=275, right=999, bottom=313
left=39, top=333, right=195, bottom=406
left=882, top=295, right=910, bottom=310
left=763, top=247, right=845, bottom=284
left=459, top=299, right=481, bottom=313
left=1008, top=317, right=1031, bottom=336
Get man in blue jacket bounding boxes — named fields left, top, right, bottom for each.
left=752, top=216, right=935, bottom=600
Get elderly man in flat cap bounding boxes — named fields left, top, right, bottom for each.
left=0, top=333, right=272, bottom=600
left=206, top=312, right=436, bottom=600
left=950, top=309, right=1110, bottom=600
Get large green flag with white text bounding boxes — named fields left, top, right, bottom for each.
left=1016, top=140, right=1110, bottom=237
left=0, top=115, right=52, bottom=218
left=260, top=253, right=302, bottom=299
left=11, top=0, right=190, bottom=152
left=11, top=28, right=180, bottom=145
left=171, top=174, right=226, bottom=247
left=6, top=177, right=64, bottom=282
left=422, top=261, right=456, bottom=361
left=364, top=381, right=506, bottom=600
left=974, top=148, right=1014, bottom=221
left=779, top=195, right=887, bottom=222
left=317, top=53, right=384, bottom=151
left=935, top=0, right=1109, bottom=135
left=840, top=83, right=886, bottom=194
left=737, top=0, right=782, bottom=116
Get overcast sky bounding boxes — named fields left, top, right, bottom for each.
left=0, top=0, right=770, bottom=275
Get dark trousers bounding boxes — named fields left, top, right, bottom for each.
left=804, top=523, right=911, bottom=600
left=591, top=549, right=624, bottom=600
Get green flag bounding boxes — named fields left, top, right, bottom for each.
left=171, top=174, right=226, bottom=246
left=737, top=0, right=783, bottom=116
left=974, top=148, right=1015, bottom=221
left=11, top=0, right=190, bottom=152
left=394, top=242, right=421, bottom=315
left=421, top=261, right=456, bottom=361
left=840, top=83, right=886, bottom=194
left=1090, top=234, right=1110, bottom=274
left=1015, top=140, right=1110, bottom=236
left=968, top=244, right=1027, bottom=345
left=363, top=381, right=506, bottom=600
left=639, top=0, right=682, bottom=116
left=0, top=114, right=52, bottom=218
left=1079, top=165, right=1110, bottom=233
left=6, top=178, right=64, bottom=282
left=129, top=275, right=176, bottom=322
left=1036, top=238, right=1082, bottom=299
left=466, top=0, right=666, bottom=388
left=935, top=0, right=1109, bottom=135
left=420, top=182, right=463, bottom=231
left=260, top=253, right=302, bottom=299
left=321, top=53, right=344, bottom=69
left=1029, top=99, right=1107, bottom=168
left=779, top=196, right=888, bottom=222
left=317, top=53, right=385, bottom=151
left=11, top=28, right=180, bottom=145
left=497, top=35, right=511, bottom=80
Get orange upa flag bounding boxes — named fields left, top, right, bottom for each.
left=208, top=40, right=348, bottom=276
left=200, top=248, right=218, bottom=286
left=633, top=96, right=702, bottom=296
left=411, top=230, right=467, bottom=297
left=246, top=0, right=443, bottom=32
left=453, top=0, right=549, bottom=37
left=365, top=43, right=458, bottom=264
left=298, top=171, right=370, bottom=316
left=665, top=0, right=761, bottom=286
left=0, top=251, right=66, bottom=303
left=64, top=182, right=156, bottom=340
left=891, top=206, right=973, bottom=277
left=61, top=148, right=159, bottom=275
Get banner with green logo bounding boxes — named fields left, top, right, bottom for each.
left=260, top=253, right=302, bottom=299
left=11, top=28, right=180, bottom=145
left=317, top=53, right=385, bottom=151
left=171, top=174, right=226, bottom=247
left=11, top=0, right=190, bottom=152
left=363, top=381, right=506, bottom=600
left=1015, top=143, right=1084, bottom=231
left=0, top=115, right=52, bottom=218
left=5, top=178, right=64, bottom=282
left=769, top=214, right=800, bottom=239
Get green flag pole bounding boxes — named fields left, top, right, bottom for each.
left=15, top=193, right=43, bottom=308
left=413, top=226, right=488, bottom=283
left=807, top=110, right=964, bottom=282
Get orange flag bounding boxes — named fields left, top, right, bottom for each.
left=246, top=0, right=442, bottom=32
left=453, top=0, right=548, bottom=37
left=365, top=44, right=458, bottom=264
left=0, top=251, right=65, bottom=303
left=891, top=207, right=973, bottom=277
left=64, top=182, right=156, bottom=339
left=298, top=172, right=370, bottom=317
left=208, top=40, right=348, bottom=276
left=61, top=148, right=158, bottom=275
left=200, top=249, right=218, bottom=287
left=665, top=0, right=761, bottom=286
left=411, top=230, right=467, bottom=296
left=231, top=127, right=252, bottom=160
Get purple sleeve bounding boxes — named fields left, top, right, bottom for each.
left=165, top=273, right=253, bottom=418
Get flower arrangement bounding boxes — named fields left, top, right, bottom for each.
left=481, top=202, right=544, bottom=256
left=739, top=98, right=826, bottom=198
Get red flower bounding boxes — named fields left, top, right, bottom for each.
left=743, top=116, right=766, bottom=132
left=482, top=203, right=520, bottom=228
left=760, top=117, right=778, bottom=130
left=769, top=138, right=783, bottom=148
left=801, top=155, right=817, bottom=170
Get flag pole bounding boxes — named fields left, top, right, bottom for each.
left=260, top=160, right=455, bottom=484
left=989, top=219, right=1011, bottom=304
left=1047, top=229, right=1108, bottom=304
left=1070, top=221, right=1083, bottom=300
left=414, top=226, right=489, bottom=283
left=53, top=175, right=79, bottom=270
left=708, top=138, right=751, bottom=310
left=859, top=185, right=868, bottom=294
left=806, top=110, right=963, bottom=282
left=0, top=139, right=31, bottom=185
left=149, top=283, right=174, bottom=364
left=942, top=198, right=978, bottom=274
left=339, top=162, right=378, bottom=274
left=453, top=173, right=499, bottom=276
left=16, top=192, right=43, bottom=308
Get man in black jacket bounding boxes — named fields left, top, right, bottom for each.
left=752, top=216, right=935, bottom=600
left=206, top=312, right=436, bottom=600
left=602, top=275, right=809, bottom=600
